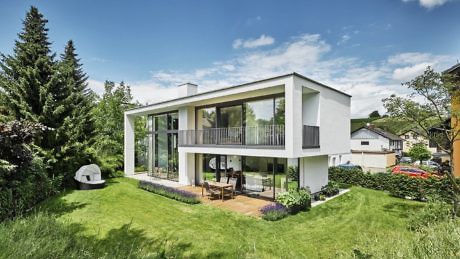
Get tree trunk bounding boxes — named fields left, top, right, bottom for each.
left=447, top=153, right=459, bottom=218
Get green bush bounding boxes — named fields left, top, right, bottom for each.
left=407, top=201, right=451, bottom=231
left=98, top=154, right=124, bottom=178
left=275, top=188, right=311, bottom=213
left=0, top=121, right=61, bottom=221
left=320, top=181, right=340, bottom=197
left=329, top=167, right=456, bottom=203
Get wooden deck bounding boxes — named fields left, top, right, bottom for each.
left=178, top=185, right=273, bottom=217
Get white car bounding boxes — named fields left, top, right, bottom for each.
left=413, top=160, right=440, bottom=169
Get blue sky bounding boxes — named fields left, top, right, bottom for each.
left=1, top=0, right=459, bottom=117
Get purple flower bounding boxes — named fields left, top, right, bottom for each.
left=260, top=203, right=288, bottom=214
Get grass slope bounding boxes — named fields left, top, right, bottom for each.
left=31, top=178, right=425, bottom=258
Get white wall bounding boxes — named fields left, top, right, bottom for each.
left=300, top=155, right=328, bottom=193
left=350, top=152, right=395, bottom=173
left=296, top=77, right=351, bottom=157
left=124, top=114, right=135, bottom=175
left=178, top=106, right=196, bottom=185
left=351, top=129, right=389, bottom=151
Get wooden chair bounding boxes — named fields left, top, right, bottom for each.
left=203, top=182, right=220, bottom=200
left=219, top=176, right=228, bottom=184
left=223, top=178, right=237, bottom=198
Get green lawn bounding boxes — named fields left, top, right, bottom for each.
left=33, top=177, right=426, bottom=258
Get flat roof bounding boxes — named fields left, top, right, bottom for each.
left=127, top=72, right=351, bottom=112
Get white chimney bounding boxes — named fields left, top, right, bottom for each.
left=177, top=83, right=198, bottom=97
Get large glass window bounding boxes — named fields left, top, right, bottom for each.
left=220, top=105, right=242, bottom=128
left=196, top=107, right=216, bottom=130
left=148, top=112, right=179, bottom=181
left=245, top=99, right=274, bottom=127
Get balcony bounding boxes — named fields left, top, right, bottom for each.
left=302, top=125, right=320, bottom=148
left=178, top=125, right=285, bottom=147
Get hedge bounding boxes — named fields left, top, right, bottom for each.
left=138, top=180, right=200, bottom=204
left=329, top=167, right=456, bottom=202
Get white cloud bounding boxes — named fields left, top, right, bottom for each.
left=388, top=52, right=450, bottom=81
left=232, top=34, right=275, bottom=49
left=92, top=34, right=455, bottom=118
left=337, top=34, right=351, bottom=46
left=402, top=0, right=455, bottom=9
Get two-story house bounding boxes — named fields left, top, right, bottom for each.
left=399, top=129, right=437, bottom=154
left=124, top=73, right=351, bottom=198
left=351, top=126, right=403, bottom=157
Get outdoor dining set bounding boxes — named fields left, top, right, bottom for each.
left=201, top=177, right=237, bottom=201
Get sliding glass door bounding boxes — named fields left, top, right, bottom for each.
left=148, top=112, right=179, bottom=181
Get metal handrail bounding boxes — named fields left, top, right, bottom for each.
left=178, top=125, right=285, bottom=146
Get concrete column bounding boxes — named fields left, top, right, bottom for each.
left=124, top=113, right=135, bottom=176
left=284, top=76, right=303, bottom=158
left=299, top=156, right=328, bottom=193
left=178, top=106, right=196, bottom=185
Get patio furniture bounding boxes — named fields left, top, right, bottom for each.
left=74, top=164, right=105, bottom=190
left=203, top=182, right=220, bottom=200
left=219, top=176, right=228, bottom=184
left=224, top=177, right=237, bottom=197
left=202, top=181, right=234, bottom=201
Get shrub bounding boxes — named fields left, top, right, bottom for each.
left=329, top=167, right=457, bottom=203
left=407, top=201, right=451, bottom=231
left=0, top=121, right=60, bottom=221
left=276, top=188, right=311, bottom=213
left=138, top=180, right=200, bottom=204
left=320, top=181, right=340, bottom=197
left=260, top=203, right=289, bottom=221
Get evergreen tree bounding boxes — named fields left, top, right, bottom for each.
left=51, top=40, right=97, bottom=183
left=0, top=7, right=95, bottom=184
left=0, top=6, right=59, bottom=123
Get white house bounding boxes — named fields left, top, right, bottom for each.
left=124, top=73, right=351, bottom=198
left=351, top=126, right=403, bottom=157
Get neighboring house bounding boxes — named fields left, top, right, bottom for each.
left=124, top=73, right=351, bottom=197
left=351, top=126, right=403, bottom=157
left=399, top=129, right=437, bottom=154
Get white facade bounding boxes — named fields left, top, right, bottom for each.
left=351, top=127, right=403, bottom=156
left=124, top=73, right=351, bottom=196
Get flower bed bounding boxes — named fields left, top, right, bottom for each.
left=276, top=188, right=311, bottom=214
left=260, top=203, right=289, bottom=221
left=138, top=180, right=200, bottom=204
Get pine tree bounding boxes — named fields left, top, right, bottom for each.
left=0, top=6, right=58, bottom=123
left=0, top=7, right=93, bottom=185
left=51, top=40, right=97, bottom=183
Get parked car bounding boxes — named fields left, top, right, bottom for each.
left=413, top=160, right=440, bottom=170
left=338, top=163, right=362, bottom=170
left=391, top=165, right=431, bottom=179
left=399, top=157, right=412, bottom=164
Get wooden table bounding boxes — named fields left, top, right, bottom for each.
left=202, top=181, right=234, bottom=201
